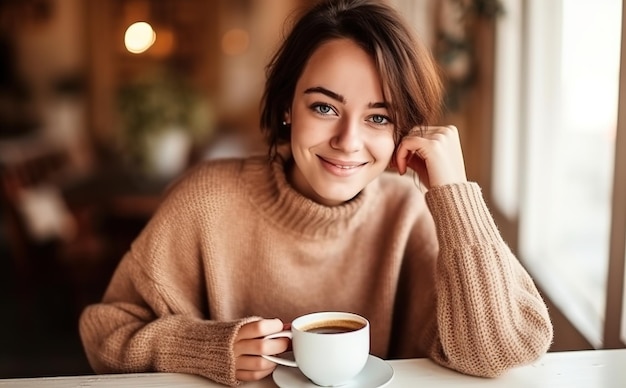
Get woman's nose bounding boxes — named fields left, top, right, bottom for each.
left=330, top=118, right=362, bottom=153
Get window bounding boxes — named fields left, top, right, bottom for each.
left=493, top=0, right=623, bottom=347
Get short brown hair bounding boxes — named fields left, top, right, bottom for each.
left=260, top=0, right=443, bottom=157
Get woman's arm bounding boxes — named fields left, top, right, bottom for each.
left=80, top=253, right=287, bottom=386
left=425, top=182, right=553, bottom=377
left=80, top=293, right=253, bottom=385
left=78, top=239, right=262, bottom=386
left=79, top=167, right=287, bottom=386
left=394, top=126, right=552, bottom=376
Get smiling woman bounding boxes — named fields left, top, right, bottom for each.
left=285, top=39, right=396, bottom=206
left=78, top=1, right=553, bottom=387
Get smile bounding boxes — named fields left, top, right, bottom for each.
left=335, top=164, right=361, bottom=169
left=317, top=156, right=368, bottom=176
left=319, top=156, right=367, bottom=167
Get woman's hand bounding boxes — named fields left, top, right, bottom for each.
left=234, top=318, right=289, bottom=382
left=393, top=125, right=467, bottom=190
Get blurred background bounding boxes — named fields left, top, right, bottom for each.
left=0, top=0, right=625, bottom=379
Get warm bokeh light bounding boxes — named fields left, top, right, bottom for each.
left=221, top=28, right=249, bottom=56
left=124, top=21, right=156, bottom=54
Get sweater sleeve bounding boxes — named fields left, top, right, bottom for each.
left=423, top=182, right=553, bottom=377
left=78, top=171, right=254, bottom=387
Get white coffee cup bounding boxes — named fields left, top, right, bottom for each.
left=262, top=311, right=370, bottom=386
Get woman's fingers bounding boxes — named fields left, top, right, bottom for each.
left=236, top=354, right=280, bottom=371
left=235, top=357, right=276, bottom=381
left=395, top=125, right=467, bottom=188
left=236, top=318, right=284, bottom=341
left=234, top=318, right=290, bottom=382
left=235, top=318, right=288, bottom=357
left=394, top=137, right=419, bottom=175
left=235, top=336, right=290, bottom=357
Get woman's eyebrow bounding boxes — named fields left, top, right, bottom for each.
left=368, top=101, right=388, bottom=109
left=304, top=86, right=388, bottom=109
left=304, top=86, right=345, bottom=103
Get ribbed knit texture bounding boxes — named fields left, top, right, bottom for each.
left=79, top=156, right=553, bottom=386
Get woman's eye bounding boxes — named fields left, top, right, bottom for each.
left=370, top=115, right=390, bottom=125
left=312, top=103, right=335, bottom=115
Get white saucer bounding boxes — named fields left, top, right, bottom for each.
left=272, top=353, right=394, bottom=388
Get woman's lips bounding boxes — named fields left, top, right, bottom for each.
left=317, top=155, right=367, bottom=176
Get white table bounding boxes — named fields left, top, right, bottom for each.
left=1, top=349, right=624, bottom=387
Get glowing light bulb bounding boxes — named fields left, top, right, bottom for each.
left=124, top=21, right=156, bottom=54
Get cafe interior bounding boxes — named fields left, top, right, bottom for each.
left=1, top=0, right=625, bottom=380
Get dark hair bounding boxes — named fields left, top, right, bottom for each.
left=260, top=0, right=443, bottom=157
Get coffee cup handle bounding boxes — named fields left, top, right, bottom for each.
left=260, top=330, right=298, bottom=367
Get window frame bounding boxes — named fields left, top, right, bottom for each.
left=492, top=0, right=626, bottom=348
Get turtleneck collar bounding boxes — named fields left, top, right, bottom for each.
left=242, top=155, right=378, bottom=239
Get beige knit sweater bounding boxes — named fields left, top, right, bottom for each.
left=79, top=155, right=553, bottom=386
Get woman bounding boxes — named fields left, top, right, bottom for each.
left=79, top=0, right=553, bottom=386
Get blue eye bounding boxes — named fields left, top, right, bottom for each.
left=369, top=115, right=390, bottom=125
left=312, top=103, right=336, bottom=115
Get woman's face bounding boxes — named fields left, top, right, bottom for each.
left=287, top=38, right=396, bottom=206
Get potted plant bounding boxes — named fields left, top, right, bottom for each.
left=116, top=67, right=213, bottom=178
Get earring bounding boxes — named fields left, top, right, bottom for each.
left=282, top=121, right=290, bottom=126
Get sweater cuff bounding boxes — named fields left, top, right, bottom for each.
left=424, top=182, right=502, bottom=247
left=159, top=316, right=260, bottom=387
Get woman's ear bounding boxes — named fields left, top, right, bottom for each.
left=283, top=111, right=291, bottom=125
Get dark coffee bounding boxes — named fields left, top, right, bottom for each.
left=301, top=319, right=365, bottom=334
